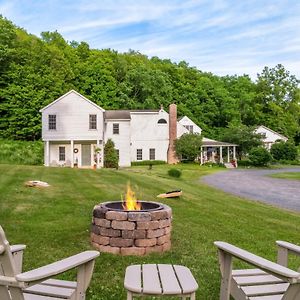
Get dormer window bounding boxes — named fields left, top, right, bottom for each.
left=158, top=119, right=167, bottom=124
left=89, top=114, right=97, bottom=130
left=184, top=125, right=194, bottom=133
left=48, top=115, right=56, bottom=130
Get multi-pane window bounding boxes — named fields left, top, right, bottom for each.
left=136, top=149, right=142, bottom=161
left=89, top=114, right=97, bottom=130
left=115, top=149, right=119, bottom=161
left=149, top=148, right=155, bottom=160
left=59, top=147, right=65, bottom=161
left=184, top=125, right=193, bottom=133
left=113, top=123, right=119, bottom=134
left=48, top=114, right=56, bottom=130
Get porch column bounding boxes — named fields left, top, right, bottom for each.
left=70, top=140, right=74, bottom=168
left=220, top=146, right=223, bottom=163
left=200, top=147, right=203, bottom=165
left=233, top=146, right=236, bottom=160
left=45, top=141, right=50, bottom=166
left=227, top=146, right=230, bottom=163
left=96, top=140, right=100, bottom=168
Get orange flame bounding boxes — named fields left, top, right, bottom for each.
left=122, top=183, right=141, bottom=211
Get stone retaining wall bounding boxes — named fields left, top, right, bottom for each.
left=91, top=202, right=172, bottom=255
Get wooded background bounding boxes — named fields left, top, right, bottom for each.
left=1, top=16, right=299, bottom=143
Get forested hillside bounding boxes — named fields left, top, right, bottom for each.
left=1, top=16, right=299, bottom=143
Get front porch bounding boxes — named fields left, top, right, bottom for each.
left=44, top=140, right=103, bottom=168
left=200, top=138, right=237, bottom=166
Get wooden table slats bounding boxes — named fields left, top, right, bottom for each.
left=142, top=264, right=162, bottom=294
left=157, top=264, right=182, bottom=295
left=124, top=264, right=198, bottom=299
left=173, top=265, right=199, bottom=294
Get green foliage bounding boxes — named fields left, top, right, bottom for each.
left=131, top=160, right=166, bottom=166
left=0, top=16, right=299, bottom=144
left=175, top=133, right=202, bottom=161
left=221, top=124, right=263, bottom=159
left=249, top=147, right=273, bottom=166
left=103, top=139, right=118, bottom=168
left=0, top=139, right=43, bottom=165
left=270, top=141, right=298, bottom=161
left=168, top=168, right=182, bottom=178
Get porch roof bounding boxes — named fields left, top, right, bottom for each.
left=202, top=137, right=237, bottom=147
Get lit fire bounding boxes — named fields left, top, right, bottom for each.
left=122, top=183, right=141, bottom=211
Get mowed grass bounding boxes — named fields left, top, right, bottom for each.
left=270, top=172, right=300, bottom=180
left=0, top=164, right=300, bottom=300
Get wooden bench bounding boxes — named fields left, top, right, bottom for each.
left=124, top=264, right=198, bottom=299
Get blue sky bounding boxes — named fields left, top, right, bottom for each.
left=1, top=0, right=300, bottom=79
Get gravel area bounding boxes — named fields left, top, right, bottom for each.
left=202, top=168, right=300, bottom=212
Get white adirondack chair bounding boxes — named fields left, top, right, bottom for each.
left=0, top=226, right=100, bottom=300
left=214, top=241, right=300, bottom=300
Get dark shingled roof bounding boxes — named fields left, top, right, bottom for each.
left=202, top=138, right=237, bottom=147
left=105, top=109, right=160, bottom=120
left=105, top=110, right=131, bottom=120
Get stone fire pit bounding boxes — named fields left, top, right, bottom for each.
left=91, top=201, right=172, bottom=256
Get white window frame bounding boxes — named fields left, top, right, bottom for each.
left=113, top=123, right=119, bottom=134
left=149, top=148, right=155, bottom=160
left=48, top=114, right=56, bottom=130
left=136, top=149, right=142, bottom=161
left=59, top=146, right=65, bottom=161
left=89, top=114, right=97, bottom=130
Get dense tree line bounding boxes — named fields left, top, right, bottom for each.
left=0, top=16, right=299, bottom=143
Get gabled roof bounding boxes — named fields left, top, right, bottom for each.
left=256, top=125, right=288, bottom=141
left=39, top=90, right=105, bottom=112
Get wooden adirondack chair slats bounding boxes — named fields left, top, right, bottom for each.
left=0, top=226, right=99, bottom=300
left=214, top=241, right=300, bottom=300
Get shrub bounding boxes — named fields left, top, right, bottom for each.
left=270, top=142, right=298, bottom=161
left=168, top=168, right=182, bottom=178
left=237, top=159, right=252, bottom=167
left=131, top=160, right=166, bottom=166
left=175, top=133, right=202, bottom=161
left=0, top=139, right=43, bottom=165
left=104, top=139, right=118, bottom=168
left=249, top=147, right=273, bottom=166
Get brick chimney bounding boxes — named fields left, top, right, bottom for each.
left=167, top=104, right=179, bottom=164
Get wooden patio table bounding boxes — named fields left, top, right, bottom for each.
left=124, top=264, right=198, bottom=299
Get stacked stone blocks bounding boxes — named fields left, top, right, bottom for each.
left=91, top=202, right=172, bottom=256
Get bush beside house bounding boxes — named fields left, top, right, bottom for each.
left=270, top=141, right=298, bottom=161
left=104, top=139, right=118, bottom=168
left=249, top=147, right=273, bottom=166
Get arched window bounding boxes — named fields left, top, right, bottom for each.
left=158, top=119, right=167, bottom=124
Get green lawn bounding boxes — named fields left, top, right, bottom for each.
left=0, top=164, right=300, bottom=300
left=270, top=172, right=300, bottom=180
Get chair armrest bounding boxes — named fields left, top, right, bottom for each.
left=16, top=250, right=99, bottom=283
left=214, top=241, right=300, bottom=283
left=10, top=245, right=26, bottom=253
left=10, top=245, right=26, bottom=274
left=277, top=241, right=300, bottom=256
left=276, top=241, right=300, bottom=268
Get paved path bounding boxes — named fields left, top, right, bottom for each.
left=202, top=168, right=300, bottom=212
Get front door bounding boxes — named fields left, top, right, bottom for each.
left=81, top=144, right=91, bottom=166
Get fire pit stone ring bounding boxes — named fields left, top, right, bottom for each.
left=91, top=201, right=172, bottom=256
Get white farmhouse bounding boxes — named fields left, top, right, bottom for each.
left=40, top=90, right=238, bottom=168
left=254, top=125, right=288, bottom=150
left=40, top=90, right=190, bottom=168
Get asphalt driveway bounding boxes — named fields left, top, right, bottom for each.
left=202, top=168, right=300, bottom=212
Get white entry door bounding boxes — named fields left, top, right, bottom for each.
left=81, top=144, right=91, bottom=166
